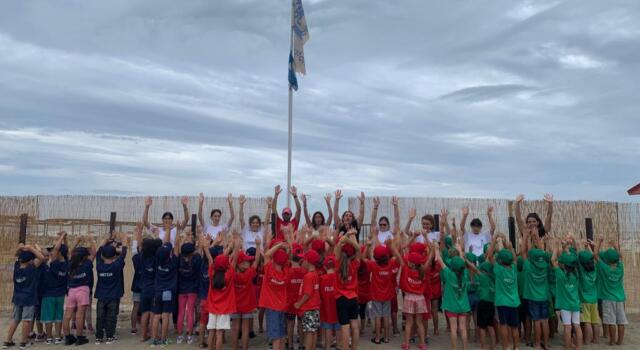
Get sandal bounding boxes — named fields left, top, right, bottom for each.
left=401, top=343, right=410, bottom=350
left=199, top=343, right=208, bottom=348
left=382, top=338, right=390, bottom=343
left=370, top=337, right=381, bottom=344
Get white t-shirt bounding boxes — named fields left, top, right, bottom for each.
left=377, top=230, right=394, bottom=245
left=242, top=227, right=264, bottom=251
left=424, top=231, right=441, bottom=243
left=149, top=225, right=177, bottom=245
left=463, top=230, right=492, bottom=257
left=205, top=223, right=228, bottom=241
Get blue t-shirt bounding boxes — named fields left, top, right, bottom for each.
left=198, top=258, right=210, bottom=299
left=41, top=260, right=69, bottom=298
left=94, top=247, right=127, bottom=300
left=140, top=253, right=156, bottom=297
left=68, top=260, right=94, bottom=289
left=131, top=253, right=142, bottom=293
left=178, top=254, right=201, bottom=294
left=12, top=262, right=40, bottom=306
left=155, top=252, right=179, bottom=296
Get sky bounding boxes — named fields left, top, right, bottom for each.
left=0, top=0, right=639, bottom=206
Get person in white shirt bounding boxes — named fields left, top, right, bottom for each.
left=142, top=196, right=190, bottom=245
left=460, top=206, right=496, bottom=257
left=370, top=196, right=401, bottom=246
left=197, top=192, right=235, bottom=244
left=301, top=193, right=333, bottom=237
left=238, top=195, right=272, bottom=251
left=403, top=208, right=442, bottom=244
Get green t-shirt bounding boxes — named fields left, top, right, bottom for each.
left=517, top=269, right=524, bottom=298
left=596, top=251, right=606, bottom=297
left=548, top=265, right=556, bottom=299
left=554, top=267, right=580, bottom=311
left=596, top=259, right=625, bottom=302
left=494, top=263, right=520, bottom=307
left=477, top=272, right=495, bottom=302
left=522, top=260, right=549, bottom=302
left=578, top=265, right=597, bottom=304
left=441, top=267, right=471, bottom=313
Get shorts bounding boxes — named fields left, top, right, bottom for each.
left=477, top=300, right=495, bottom=329
left=40, top=296, right=64, bottom=323
left=336, top=296, right=359, bottom=325
left=286, top=313, right=297, bottom=321
left=206, top=313, right=231, bottom=330
left=132, top=292, right=141, bottom=303
left=519, top=299, right=529, bottom=322
left=601, top=300, right=628, bottom=325
left=301, top=310, right=320, bottom=332
left=580, top=303, right=600, bottom=324
left=152, top=294, right=175, bottom=315
left=140, top=294, right=154, bottom=313
left=559, top=310, right=580, bottom=325
left=527, top=300, right=549, bottom=321
left=402, top=292, right=428, bottom=315
left=199, top=299, right=209, bottom=325
left=497, top=306, right=519, bottom=327
left=468, top=291, right=479, bottom=311
left=370, top=300, right=391, bottom=318
left=65, top=286, right=90, bottom=309
left=231, top=312, right=254, bottom=319
left=391, top=294, right=398, bottom=313
left=445, top=311, right=466, bottom=318
left=321, top=322, right=341, bottom=331
left=265, top=308, right=286, bottom=340
left=358, top=303, right=367, bottom=320
left=12, top=304, right=35, bottom=321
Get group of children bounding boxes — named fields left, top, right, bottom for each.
left=5, top=189, right=629, bottom=350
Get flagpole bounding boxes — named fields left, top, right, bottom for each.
left=287, top=12, right=294, bottom=209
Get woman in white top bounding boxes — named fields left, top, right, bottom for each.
left=370, top=196, right=400, bottom=246
left=238, top=195, right=272, bottom=251
left=403, top=208, right=445, bottom=244
left=197, top=192, right=235, bottom=244
left=301, top=193, right=333, bottom=237
left=460, top=206, right=496, bottom=257
left=142, top=196, right=190, bottom=245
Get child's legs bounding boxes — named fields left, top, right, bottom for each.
left=161, top=312, right=171, bottom=340
left=616, top=325, right=624, bottom=345
left=21, top=321, right=32, bottom=343
left=286, top=317, right=294, bottom=346
left=5, top=319, right=19, bottom=342
left=449, top=314, right=459, bottom=350
left=509, top=326, right=519, bottom=348
left=75, top=305, right=86, bottom=336
left=106, top=300, right=119, bottom=339
left=458, top=315, right=468, bottom=350
left=215, top=329, right=224, bottom=350
left=231, top=318, right=240, bottom=350
left=349, top=318, right=360, bottom=350
left=141, top=312, right=151, bottom=340
left=431, top=299, right=440, bottom=334
left=241, top=318, right=250, bottom=350
left=258, top=308, right=264, bottom=331
left=131, top=301, right=140, bottom=330
left=95, top=300, right=106, bottom=339
left=404, top=314, right=414, bottom=344
left=415, top=314, right=425, bottom=344
left=45, top=323, right=53, bottom=338
left=151, top=314, right=160, bottom=340
left=177, top=294, right=188, bottom=334
left=185, top=294, right=197, bottom=334
left=562, top=325, right=571, bottom=349
left=499, top=325, right=510, bottom=350
left=62, top=307, right=74, bottom=336
left=573, top=323, right=583, bottom=350
left=374, top=316, right=381, bottom=339
left=339, top=324, right=350, bottom=350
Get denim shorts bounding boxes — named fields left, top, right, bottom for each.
left=321, top=322, right=341, bottom=331
left=265, top=308, right=286, bottom=340
left=497, top=306, right=520, bottom=327
left=152, top=294, right=175, bottom=315
left=140, top=293, right=154, bottom=313
left=468, top=291, right=479, bottom=311
left=527, top=300, right=549, bottom=321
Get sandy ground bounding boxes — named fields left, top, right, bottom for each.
left=1, top=311, right=638, bottom=350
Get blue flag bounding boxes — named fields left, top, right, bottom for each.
left=288, top=51, right=298, bottom=91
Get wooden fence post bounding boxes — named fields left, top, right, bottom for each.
left=19, top=213, right=28, bottom=244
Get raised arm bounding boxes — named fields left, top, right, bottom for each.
left=252, top=237, right=262, bottom=269
left=333, top=190, right=342, bottom=229
left=238, top=195, right=247, bottom=230
left=388, top=236, right=404, bottom=265
left=198, top=193, right=206, bottom=228
left=486, top=206, right=496, bottom=235
left=180, top=196, right=190, bottom=228
left=550, top=238, right=559, bottom=268
left=302, top=194, right=312, bottom=226
left=487, top=234, right=498, bottom=264
left=143, top=196, right=153, bottom=228
left=441, top=208, right=451, bottom=235
left=289, top=186, right=302, bottom=224
left=264, top=196, right=273, bottom=229
left=515, top=194, right=526, bottom=235
left=357, top=192, right=365, bottom=227
left=459, top=243, right=480, bottom=274
left=404, top=208, right=416, bottom=236
left=199, top=235, right=213, bottom=264
left=51, top=231, right=66, bottom=261
left=87, top=235, right=97, bottom=262
left=225, top=193, right=235, bottom=228
left=324, top=193, right=333, bottom=227
left=392, top=196, right=400, bottom=231
left=460, top=206, right=469, bottom=234
left=25, top=244, right=46, bottom=267
left=544, top=193, right=554, bottom=234
left=173, top=231, right=182, bottom=257
left=370, top=197, right=380, bottom=227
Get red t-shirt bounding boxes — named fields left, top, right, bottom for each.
left=234, top=267, right=257, bottom=313
left=207, top=265, right=236, bottom=314
left=319, top=272, right=338, bottom=324
left=399, top=264, right=425, bottom=295
left=426, top=264, right=442, bottom=299
left=357, top=262, right=371, bottom=304
left=258, top=262, right=289, bottom=312
left=275, top=217, right=299, bottom=240
left=287, top=266, right=307, bottom=314
left=298, top=270, right=321, bottom=312
left=336, top=258, right=359, bottom=299
left=367, top=259, right=400, bottom=302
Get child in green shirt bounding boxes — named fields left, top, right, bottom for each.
left=577, top=242, right=599, bottom=345
left=595, top=236, right=626, bottom=346
left=520, top=229, right=550, bottom=350
left=550, top=238, right=582, bottom=350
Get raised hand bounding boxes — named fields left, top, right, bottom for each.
left=373, top=197, right=381, bottom=208
left=324, top=193, right=332, bottom=204
left=267, top=196, right=273, bottom=208
left=409, top=208, right=417, bottom=220
left=239, top=195, right=247, bottom=205
left=441, top=208, right=449, bottom=218
left=392, top=196, right=399, bottom=206
left=255, top=236, right=262, bottom=247
left=358, top=192, right=365, bottom=203
left=301, top=193, right=308, bottom=205
left=334, top=189, right=343, bottom=200
left=199, top=192, right=205, bottom=205
left=487, top=206, right=494, bottom=215
left=461, top=206, right=469, bottom=216
left=227, top=193, right=233, bottom=204
left=544, top=193, right=554, bottom=203
left=516, top=194, right=525, bottom=203
left=275, top=185, right=282, bottom=196
left=181, top=196, right=189, bottom=206
left=144, top=196, right=153, bottom=207
left=289, top=186, right=298, bottom=197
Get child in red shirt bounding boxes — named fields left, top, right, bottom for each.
left=231, top=247, right=261, bottom=350
left=319, top=255, right=340, bottom=350
left=201, top=234, right=238, bottom=350
left=334, top=230, right=361, bottom=350
left=258, top=241, right=291, bottom=350
left=367, top=245, right=399, bottom=344
left=357, top=246, right=372, bottom=333
left=295, top=250, right=322, bottom=350
left=286, top=243, right=306, bottom=349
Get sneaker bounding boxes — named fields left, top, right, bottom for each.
left=131, top=329, right=138, bottom=336
left=54, top=338, right=64, bottom=345
left=186, top=336, right=194, bottom=345
left=75, top=336, right=89, bottom=346
left=105, top=338, right=115, bottom=345
left=150, top=339, right=161, bottom=347
left=36, top=334, right=47, bottom=342
left=2, top=342, right=15, bottom=349
left=45, top=339, right=54, bottom=345
left=176, top=335, right=184, bottom=344
left=18, top=344, right=26, bottom=350
left=64, top=335, right=77, bottom=346
left=163, top=339, right=172, bottom=346
left=249, top=331, right=256, bottom=339
left=94, top=339, right=103, bottom=345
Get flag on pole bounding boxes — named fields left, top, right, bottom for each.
left=289, top=0, right=309, bottom=90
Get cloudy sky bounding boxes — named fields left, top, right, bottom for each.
left=0, top=0, right=639, bottom=205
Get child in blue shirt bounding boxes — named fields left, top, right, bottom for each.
left=40, top=232, right=69, bottom=344
left=62, top=236, right=96, bottom=346
left=4, top=244, right=46, bottom=350
left=151, top=225, right=182, bottom=346
left=176, top=238, right=202, bottom=344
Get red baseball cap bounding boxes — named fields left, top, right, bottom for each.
left=214, top=254, right=230, bottom=271
left=273, top=249, right=289, bottom=265
left=292, top=243, right=304, bottom=258
left=342, top=243, right=356, bottom=257
left=237, top=251, right=255, bottom=264
left=324, top=254, right=336, bottom=268
left=409, top=242, right=427, bottom=255
left=282, top=207, right=292, bottom=215
left=408, top=252, right=427, bottom=265
left=311, top=239, right=325, bottom=253
left=302, top=250, right=321, bottom=266
left=373, top=245, right=391, bottom=259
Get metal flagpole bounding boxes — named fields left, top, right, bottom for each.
left=287, top=8, right=294, bottom=208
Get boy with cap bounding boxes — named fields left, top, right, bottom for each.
left=231, top=244, right=261, bottom=350
left=595, top=235, right=626, bottom=345
left=272, top=185, right=301, bottom=240
left=550, top=238, right=582, bottom=350
left=319, top=255, right=340, bottom=350
left=40, top=232, right=69, bottom=345
left=295, top=250, right=322, bottom=350
left=577, top=241, right=599, bottom=344
left=520, top=230, right=551, bottom=350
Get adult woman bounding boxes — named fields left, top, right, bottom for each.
left=142, top=196, right=190, bottom=245
left=332, top=190, right=365, bottom=241
left=515, top=194, right=554, bottom=238
left=238, top=195, right=272, bottom=251
left=370, top=196, right=400, bottom=246
left=302, top=193, right=333, bottom=237
left=198, top=193, right=235, bottom=243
